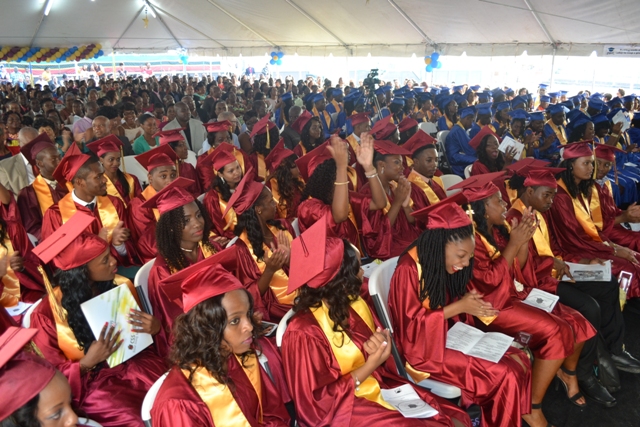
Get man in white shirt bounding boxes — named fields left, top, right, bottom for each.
left=0, top=127, right=39, bottom=196
left=163, top=102, right=206, bottom=154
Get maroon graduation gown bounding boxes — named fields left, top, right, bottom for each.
left=2, top=220, right=46, bottom=303
left=112, top=175, right=142, bottom=206
left=127, top=192, right=159, bottom=263
left=595, top=180, right=640, bottom=251
left=179, top=161, right=202, bottom=197
left=388, top=252, right=532, bottom=427
left=17, top=181, right=68, bottom=241
left=203, top=189, right=236, bottom=240
left=281, top=305, right=472, bottom=427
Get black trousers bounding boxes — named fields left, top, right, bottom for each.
left=556, top=278, right=624, bottom=380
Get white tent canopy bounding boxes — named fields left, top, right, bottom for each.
left=3, top=0, right=640, bottom=57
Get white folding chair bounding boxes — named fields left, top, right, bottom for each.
left=27, top=233, right=38, bottom=247
left=226, top=236, right=239, bottom=248
left=186, top=150, right=197, bottom=167
left=141, top=371, right=169, bottom=427
left=78, top=418, right=104, bottom=427
left=368, top=257, right=462, bottom=399
left=21, top=298, right=43, bottom=328
left=464, top=164, right=473, bottom=179
left=197, top=192, right=206, bottom=203
left=276, top=308, right=295, bottom=348
left=122, top=156, right=149, bottom=186
left=439, top=174, right=463, bottom=197
left=436, top=130, right=452, bottom=173
left=291, top=218, right=300, bottom=237
left=419, top=122, right=438, bottom=135
left=134, top=259, right=155, bottom=315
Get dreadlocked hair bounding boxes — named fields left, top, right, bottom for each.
left=301, top=158, right=336, bottom=205
left=408, top=225, right=475, bottom=308
left=0, top=218, right=8, bottom=251
left=55, top=266, right=114, bottom=353
left=170, top=289, right=263, bottom=388
left=101, top=154, right=131, bottom=196
left=234, top=192, right=285, bottom=261
left=156, top=200, right=216, bottom=272
left=300, top=117, right=322, bottom=153
left=558, top=159, right=593, bottom=199
left=470, top=199, right=510, bottom=249
left=275, top=155, right=304, bottom=211
left=476, top=135, right=505, bottom=172
left=252, top=126, right=280, bottom=156
left=292, top=240, right=361, bottom=346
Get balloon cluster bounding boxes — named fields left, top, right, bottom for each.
left=0, top=44, right=105, bottom=63
left=270, top=51, right=284, bottom=66
left=424, top=52, right=442, bottom=72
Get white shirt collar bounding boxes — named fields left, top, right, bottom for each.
left=72, top=189, right=97, bottom=206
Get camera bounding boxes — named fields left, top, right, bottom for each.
left=363, top=69, right=380, bottom=91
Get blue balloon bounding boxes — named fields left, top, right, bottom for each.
left=435, top=61, right=442, bottom=69
left=56, top=58, right=61, bottom=63
left=98, top=50, right=104, bottom=56
left=277, top=51, right=284, bottom=58
left=270, top=59, right=276, bottom=65
left=431, top=52, right=440, bottom=61
left=270, top=51, right=276, bottom=57
left=426, top=64, right=433, bottom=72
left=276, top=59, right=282, bottom=66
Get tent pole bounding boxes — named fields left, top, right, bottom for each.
left=111, top=51, right=116, bottom=76
left=549, top=47, right=557, bottom=89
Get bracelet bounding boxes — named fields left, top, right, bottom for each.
left=354, top=374, right=361, bottom=391
left=611, top=133, right=620, bottom=138
left=334, top=181, right=350, bottom=186
left=365, top=172, right=379, bottom=179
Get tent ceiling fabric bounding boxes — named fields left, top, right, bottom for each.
left=2, top=0, right=640, bottom=57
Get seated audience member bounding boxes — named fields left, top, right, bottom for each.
left=132, top=113, right=159, bottom=155
left=291, top=111, right=322, bottom=157
left=155, top=128, right=201, bottom=197
left=469, top=127, right=517, bottom=176
left=402, top=132, right=447, bottom=209
left=249, top=114, right=280, bottom=182
left=0, top=127, right=39, bottom=196
left=265, top=140, right=304, bottom=221
left=445, top=106, right=477, bottom=177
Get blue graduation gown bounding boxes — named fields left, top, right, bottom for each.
left=445, top=124, right=477, bottom=177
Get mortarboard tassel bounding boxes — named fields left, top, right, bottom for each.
left=120, top=146, right=126, bottom=174
left=37, top=265, right=66, bottom=322
left=266, top=123, right=271, bottom=150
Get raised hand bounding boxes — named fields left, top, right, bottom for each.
left=80, top=322, right=122, bottom=370
left=326, top=134, right=349, bottom=169
left=355, top=132, right=376, bottom=172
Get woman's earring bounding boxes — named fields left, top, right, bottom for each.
left=381, top=167, right=385, bottom=174
left=219, top=175, right=226, bottom=184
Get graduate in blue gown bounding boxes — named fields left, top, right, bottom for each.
left=445, top=106, right=478, bottom=177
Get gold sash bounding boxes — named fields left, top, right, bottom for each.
left=511, top=199, right=555, bottom=257
left=58, top=193, right=121, bottom=236
left=311, top=298, right=395, bottom=411
left=546, top=120, right=567, bottom=145
left=590, top=182, right=608, bottom=231
left=331, top=100, right=342, bottom=114
left=407, top=170, right=441, bottom=205
left=104, top=174, right=136, bottom=207
left=183, top=353, right=262, bottom=427
left=557, top=179, right=602, bottom=242
left=346, top=166, right=358, bottom=190
left=141, top=185, right=160, bottom=221
left=0, top=238, right=20, bottom=308
left=445, top=116, right=454, bottom=129
left=296, top=142, right=307, bottom=156
left=257, top=153, right=267, bottom=181
left=218, top=195, right=237, bottom=232
left=269, top=178, right=288, bottom=219
left=239, top=228, right=295, bottom=305
left=32, top=175, right=58, bottom=216
left=346, top=134, right=359, bottom=155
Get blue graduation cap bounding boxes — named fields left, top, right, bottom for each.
left=401, top=85, right=412, bottom=92
left=311, top=93, right=325, bottom=103
left=588, top=98, right=604, bottom=111
left=453, top=92, right=467, bottom=104
left=302, top=93, right=314, bottom=103
left=568, top=116, right=592, bottom=130
left=496, top=101, right=511, bottom=112
left=560, top=100, right=575, bottom=110
left=281, top=92, right=293, bottom=101
left=476, top=102, right=493, bottom=116
left=607, top=97, right=623, bottom=108
left=417, top=92, right=432, bottom=102
left=622, top=95, right=636, bottom=105
left=470, top=85, right=481, bottom=91
left=633, top=112, right=640, bottom=121
left=508, top=109, right=529, bottom=120
left=505, top=88, right=515, bottom=95
left=559, top=90, right=568, bottom=96
left=538, top=83, right=549, bottom=89
left=477, top=92, right=492, bottom=103
left=547, top=104, right=569, bottom=115
left=540, top=95, right=551, bottom=103
left=511, top=95, right=528, bottom=108
left=331, top=88, right=343, bottom=97
left=404, top=91, right=416, bottom=99
left=437, top=95, right=454, bottom=111
left=430, top=87, right=441, bottom=96
left=606, top=108, right=625, bottom=121
left=492, top=88, right=505, bottom=97
left=590, top=92, right=604, bottom=100
left=439, top=87, right=451, bottom=96
left=592, top=113, right=609, bottom=125
left=570, top=96, right=581, bottom=106
left=529, top=112, right=545, bottom=122
left=413, top=87, right=424, bottom=93
left=452, top=85, right=465, bottom=93
left=459, top=106, right=476, bottom=119
left=393, top=89, right=406, bottom=97
left=391, top=97, right=405, bottom=106
left=548, top=92, right=560, bottom=99
left=567, top=109, right=587, bottom=123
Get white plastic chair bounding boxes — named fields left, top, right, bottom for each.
left=78, top=418, right=104, bottom=427
left=436, top=130, right=449, bottom=145
left=276, top=308, right=295, bottom=348
left=134, top=259, right=155, bottom=315
left=226, top=236, right=239, bottom=248
left=368, top=257, right=462, bottom=399
left=439, top=174, right=464, bottom=197
left=464, top=164, right=473, bottom=179
left=419, top=122, right=438, bottom=135
left=21, top=298, right=43, bottom=328
left=186, top=150, right=197, bottom=167
left=122, top=156, right=149, bottom=186
left=141, top=371, right=169, bottom=427
left=197, top=192, right=206, bottom=203
left=27, top=233, right=38, bottom=247
left=291, top=218, right=300, bottom=237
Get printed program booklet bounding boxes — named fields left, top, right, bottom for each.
left=522, top=288, right=559, bottom=313
left=446, top=322, right=513, bottom=363
left=561, top=260, right=612, bottom=282
left=380, top=384, right=439, bottom=418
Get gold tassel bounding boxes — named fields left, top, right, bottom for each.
left=266, top=124, right=271, bottom=150
left=465, top=203, right=476, bottom=234
left=37, top=265, right=66, bottom=322
left=120, top=146, right=126, bottom=174
left=592, top=140, right=597, bottom=180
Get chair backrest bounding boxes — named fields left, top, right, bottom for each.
left=276, top=308, right=295, bottom=347
left=291, top=218, right=300, bottom=237
left=197, top=192, right=206, bottom=203
left=122, top=156, right=149, bottom=186
left=27, top=233, right=38, bottom=247
left=436, top=130, right=450, bottom=145
left=419, top=122, right=437, bottom=136
left=367, top=257, right=399, bottom=333
left=134, top=258, right=155, bottom=315
left=439, top=174, right=463, bottom=196
left=141, top=371, right=170, bottom=426
left=186, top=150, right=197, bottom=167
left=21, top=298, right=43, bottom=328
left=436, top=130, right=451, bottom=173
left=464, top=163, right=473, bottom=179
left=78, top=418, right=104, bottom=427
left=226, top=236, right=239, bottom=248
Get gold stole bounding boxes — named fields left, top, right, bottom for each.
left=58, top=193, right=121, bottom=232
left=141, top=186, right=160, bottom=221
left=239, top=227, right=296, bottom=305
left=511, top=199, right=555, bottom=258
left=407, top=170, right=441, bottom=205
left=346, top=166, right=358, bottom=190
left=590, top=182, right=610, bottom=232
left=296, top=142, right=308, bottom=156
left=446, top=116, right=454, bottom=129
left=104, top=174, right=135, bottom=207
left=546, top=120, right=567, bottom=145
left=217, top=194, right=237, bottom=231
left=331, top=100, right=342, bottom=114
left=183, top=353, right=262, bottom=426
left=256, top=153, right=267, bottom=181
left=311, top=299, right=395, bottom=411
left=312, top=106, right=333, bottom=131
left=557, top=179, right=602, bottom=242
left=32, top=175, right=59, bottom=216
left=50, top=277, right=134, bottom=361
left=207, top=147, right=246, bottom=174
left=0, top=238, right=21, bottom=308
left=345, top=134, right=359, bottom=154
left=382, top=182, right=414, bottom=214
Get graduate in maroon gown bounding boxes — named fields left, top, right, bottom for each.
left=30, top=213, right=167, bottom=427
left=197, top=121, right=250, bottom=191
left=250, top=115, right=280, bottom=182
left=16, top=133, right=68, bottom=241
left=151, top=255, right=291, bottom=427
left=226, top=172, right=295, bottom=322
left=0, top=327, right=81, bottom=426
left=469, top=127, right=517, bottom=177
left=201, top=142, right=245, bottom=245
left=359, top=140, right=421, bottom=259
left=282, top=219, right=472, bottom=427
left=291, top=112, right=322, bottom=158
left=593, top=144, right=640, bottom=251
left=465, top=180, right=596, bottom=427
left=145, top=178, right=225, bottom=358
left=127, top=145, right=178, bottom=263
left=155, top=128, right=201, bottom=197
left=86, top=135, right=142, bottom=207
left=544, top=141, right=640, bottom=298
left=296, top=134, right=387, bottom=257
left=388, top=200, right=532, bottom=427
left=402, top=132, right=447, bottom=211
left=265, top=139, right=304, bottom=222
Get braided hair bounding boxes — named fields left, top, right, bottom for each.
left=274, top=155, right=305, bottom=212
left=470, top=199, right=510, bottom=249
left=234, top=190, right=285, bottom=261
left=301, top=158, right=336, bottom=205
left=408, top=226, right=474, bottom=308
left=156, top=200, right=216, bottom=272
left=476, top=135, right=505, bottom=172
left=558, top=159, right=593, bottom=199
left=252, top=126, right=280, bottom=157
left=300, top=117, right=322, bottom=153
